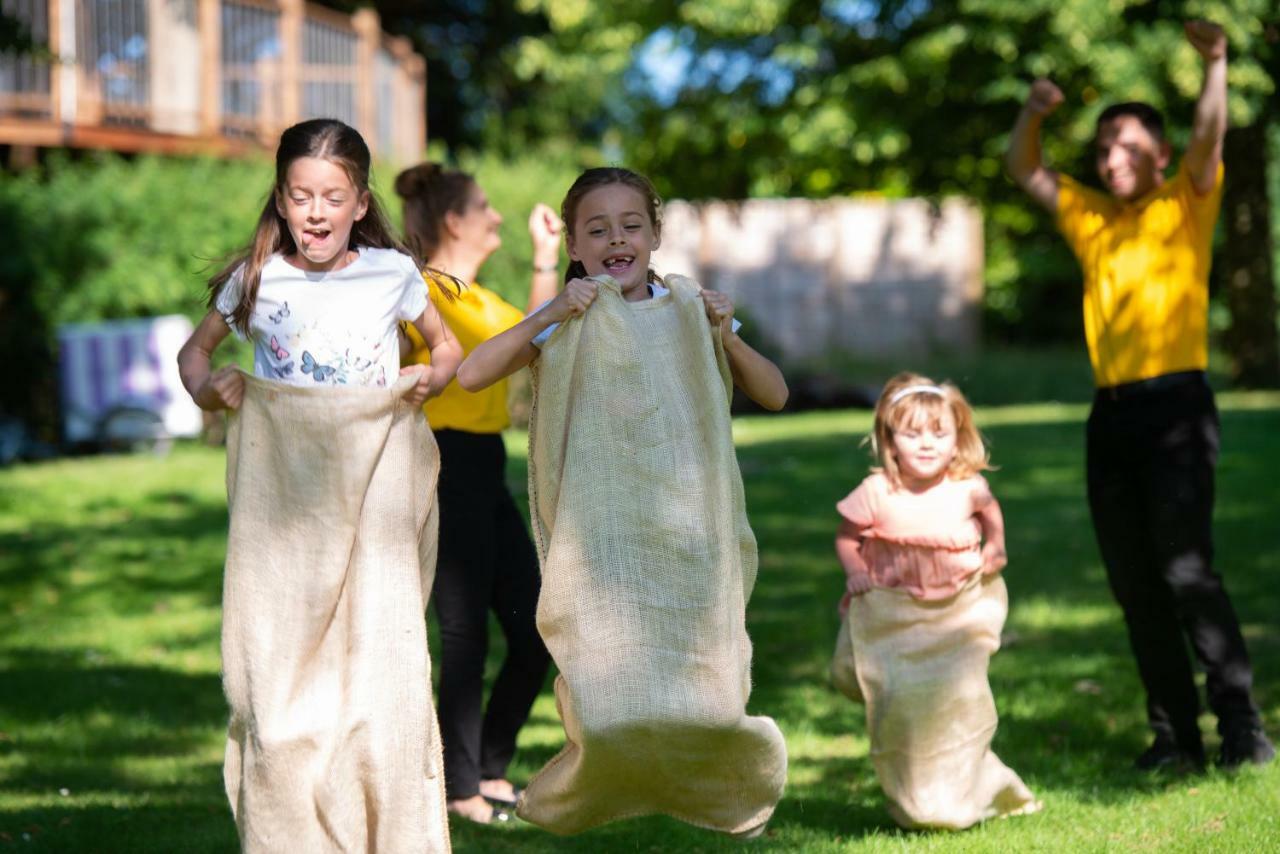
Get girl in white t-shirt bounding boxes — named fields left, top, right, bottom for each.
left=178, top=118, right=460, bottom=408
left=176, top=119, right=461, bottom=849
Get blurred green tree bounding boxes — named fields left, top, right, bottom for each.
left=500, top=0, right=1278, bottom=383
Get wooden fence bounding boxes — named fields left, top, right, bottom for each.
left=0, top=0, right=425, bottom=164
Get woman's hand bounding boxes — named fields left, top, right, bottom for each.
left=195, top=365, right=245, bottom=411
left=700, top=289, right=736, bottom=337
left=529, top=203, right=564, bottom=266
left=544, top=277, right=600, bottom=322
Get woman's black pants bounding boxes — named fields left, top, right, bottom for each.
left=431, top=429, right=550, bottom=799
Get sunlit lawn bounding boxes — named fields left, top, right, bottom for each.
left=2, top=394, right=1278, bottom=851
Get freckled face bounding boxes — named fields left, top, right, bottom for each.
left=566, top=184, right=660, bottom=298
left=276, top=156, right=369, bottom=272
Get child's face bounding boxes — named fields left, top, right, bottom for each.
left=276, top=156, right=369, bottom=272
left=566, top=184, right=659, bottom=298
left=890, top=406, right=958, bottom=488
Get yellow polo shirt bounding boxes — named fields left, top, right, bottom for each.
left=1057, top=161, right=1223, bottom=388
left=403, top=274, right=525, bottom=433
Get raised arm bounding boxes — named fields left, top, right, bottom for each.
left=401, top=300, right=462, bottom=406
left=458, top=278, right=600, bottom=391
left=1005, top=78, right=1065, bottom=214
left=177, top=310, right=244, bottom=411
left=1183, top=20, right=1228, bottom=195
left=699, top=289, right=788, bottom=411
left=527, top=203, right=564, bottom=313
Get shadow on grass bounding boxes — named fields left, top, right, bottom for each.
left=2, top=406, right=1276, bottom=851
left=0, top=491, right=230, bottom=631
left=0, top=647, right=234, bottom=853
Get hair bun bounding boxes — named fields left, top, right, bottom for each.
left=394, top=162, right=443, bottom=199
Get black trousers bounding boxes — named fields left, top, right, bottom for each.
left=1086, top=372, right=1260, bottom=751
left=432, top=429, right=550, bottom=799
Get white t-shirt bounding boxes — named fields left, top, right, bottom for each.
left=216, top=248, right=427, bottom=388
left=530, top=282, right=742, bottom=348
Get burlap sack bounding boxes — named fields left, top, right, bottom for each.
left=518, top=275, right=787, bottom=835
left=830, top=617, right=864, bottom=704
left=221, top=371, right=450, bottom=853
left=846, top=574, right=1038, bottom=830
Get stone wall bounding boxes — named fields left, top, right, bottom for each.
left=651, top=197, right=984, bottom=364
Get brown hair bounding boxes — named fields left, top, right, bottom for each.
left=393, top=161, right=477, bottom=263
left=870, top=371, right=991, bottom=488
left=1096, top=101, right=1165, bottom=144
left=560, top=167, right=664, bottom=286
left=207, top=118, right=410, bottom=334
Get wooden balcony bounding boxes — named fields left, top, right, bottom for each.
left=0, top=0, right=426, bottom=165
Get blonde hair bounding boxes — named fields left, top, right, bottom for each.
left=870, top=371, right=991, bottom=488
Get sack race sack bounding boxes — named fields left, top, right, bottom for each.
left=846, top=574, right=1038, bottom=830
left=829, top=617, right=864, bottom=704
left=519, top=275, right=788, bottom=835
left=221, top=372, right=450, bottom=853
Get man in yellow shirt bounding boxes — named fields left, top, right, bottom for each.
left=1005, top=20, right=1272, bottom=771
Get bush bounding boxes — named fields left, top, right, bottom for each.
left=0, top=144, right=588, bottom=438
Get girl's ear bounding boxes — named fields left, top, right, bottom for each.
left=274, top=188, right=287, bottom=220
left=355, top=189, right=370, bottom=222
left=566, top=233, right=580, bottom=262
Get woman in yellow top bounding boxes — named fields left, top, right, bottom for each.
left=396, top=162, right=559, bottom=824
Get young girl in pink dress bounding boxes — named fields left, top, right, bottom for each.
left=831, top=371, right=1040, bottom=830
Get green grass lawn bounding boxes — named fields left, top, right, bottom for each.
left=2, top=395, right=1279, bottom=852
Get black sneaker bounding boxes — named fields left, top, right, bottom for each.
left=1218, top=727, right=1276, bottom=769
left=1134, top=738, right=1205, bottom=772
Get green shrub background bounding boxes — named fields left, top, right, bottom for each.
left=0, top=146, right=583, bottom=438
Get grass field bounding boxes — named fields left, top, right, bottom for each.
left=2, top=395, right=1279, bottom=852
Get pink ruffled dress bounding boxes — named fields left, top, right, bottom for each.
left=836, top=472, right=991, bottom=600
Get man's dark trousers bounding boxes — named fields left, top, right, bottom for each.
left=1085, top=370, right=1261, bottom=752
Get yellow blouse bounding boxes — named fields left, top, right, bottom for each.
left=404, top=274, right=525, bottom=433
left=1057, top=161, right=1223, bottom=388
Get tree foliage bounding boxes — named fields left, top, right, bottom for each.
left=502, top=1, right=1278, bottom=348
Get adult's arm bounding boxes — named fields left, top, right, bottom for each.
left=177, top=311, right=244, bottom=410
left=526, top=203, right=563, bottom=313
left=1004, top=78, right=1065, bottom=214
left=1182, top=20, right=1228, bottom=195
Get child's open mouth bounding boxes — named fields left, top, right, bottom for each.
left=604, top=254, right=634, bottom=275
left=303, top=228, right=332, bottom=249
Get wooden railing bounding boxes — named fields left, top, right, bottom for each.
left=0, top=0, right=426, bottom=165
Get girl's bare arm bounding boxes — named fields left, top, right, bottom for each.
left=458, top=278, right=600, bottom=391
left=177, top=311, right=244, bottom=410
left=403, top=299, right=462, bottom=406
